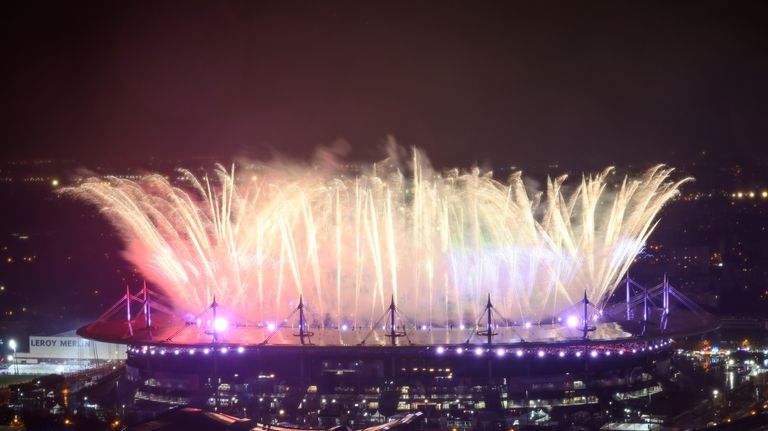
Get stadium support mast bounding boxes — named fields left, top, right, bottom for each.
left=126, top=285, right=133, bottom=336
left=142, top=281, right=152, bottom=338
left=643, top=285, right=649, bottom=323
left=386, top=296, right=406, bottom=346
left=476, top=294, right=498, bottom=345
left=663, top=273, right=669, bottom=317
left=581, top=291, right=596, bottom=339
left=626, top=276, right=631, bottom=320
left=359, top=295, right=408, bottom=346
left=293, top=295, right=314, bottom=345
left=211, top=296, right=219, bottom=343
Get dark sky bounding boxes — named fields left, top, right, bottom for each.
left=1, top=1, right=767, bottom=167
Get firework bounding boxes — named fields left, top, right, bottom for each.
left=66, top=147, right=688, bottom=327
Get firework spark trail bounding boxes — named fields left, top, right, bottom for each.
left=66, top=147, right=689, bottom=327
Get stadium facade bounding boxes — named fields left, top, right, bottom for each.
left=13, top=330, right=126, bottom=364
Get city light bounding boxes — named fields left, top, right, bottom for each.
left=436, top=346, right=445, bottom=355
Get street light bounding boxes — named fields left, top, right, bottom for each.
left=8, top=339, right=17, bottom=375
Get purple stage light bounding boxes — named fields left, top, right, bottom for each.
left=213, top=317, right=229, bottom=332
left=566, top=315, right=579, bottom=328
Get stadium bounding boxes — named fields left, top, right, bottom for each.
left=68, top=152, right=717, bottom=427
left=77, top=278, right=716, bottom=428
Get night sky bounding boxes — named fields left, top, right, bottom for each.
left=1, top=1, right=767, bottom=167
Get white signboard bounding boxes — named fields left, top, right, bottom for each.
left=25, top=336, right=126, bottom=360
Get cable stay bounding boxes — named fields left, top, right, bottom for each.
left=464, top=293, right=522, bottom=344
left=359, top=295, right=413, bottom=346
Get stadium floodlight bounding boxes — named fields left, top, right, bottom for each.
left=8, top=339, right=17, bottom=375
left=566, top=315, right=579, bottom=328
left=213, top=317, right=229, bottom=333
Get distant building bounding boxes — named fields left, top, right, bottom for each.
left=13, top=330, right=126, bottom=364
